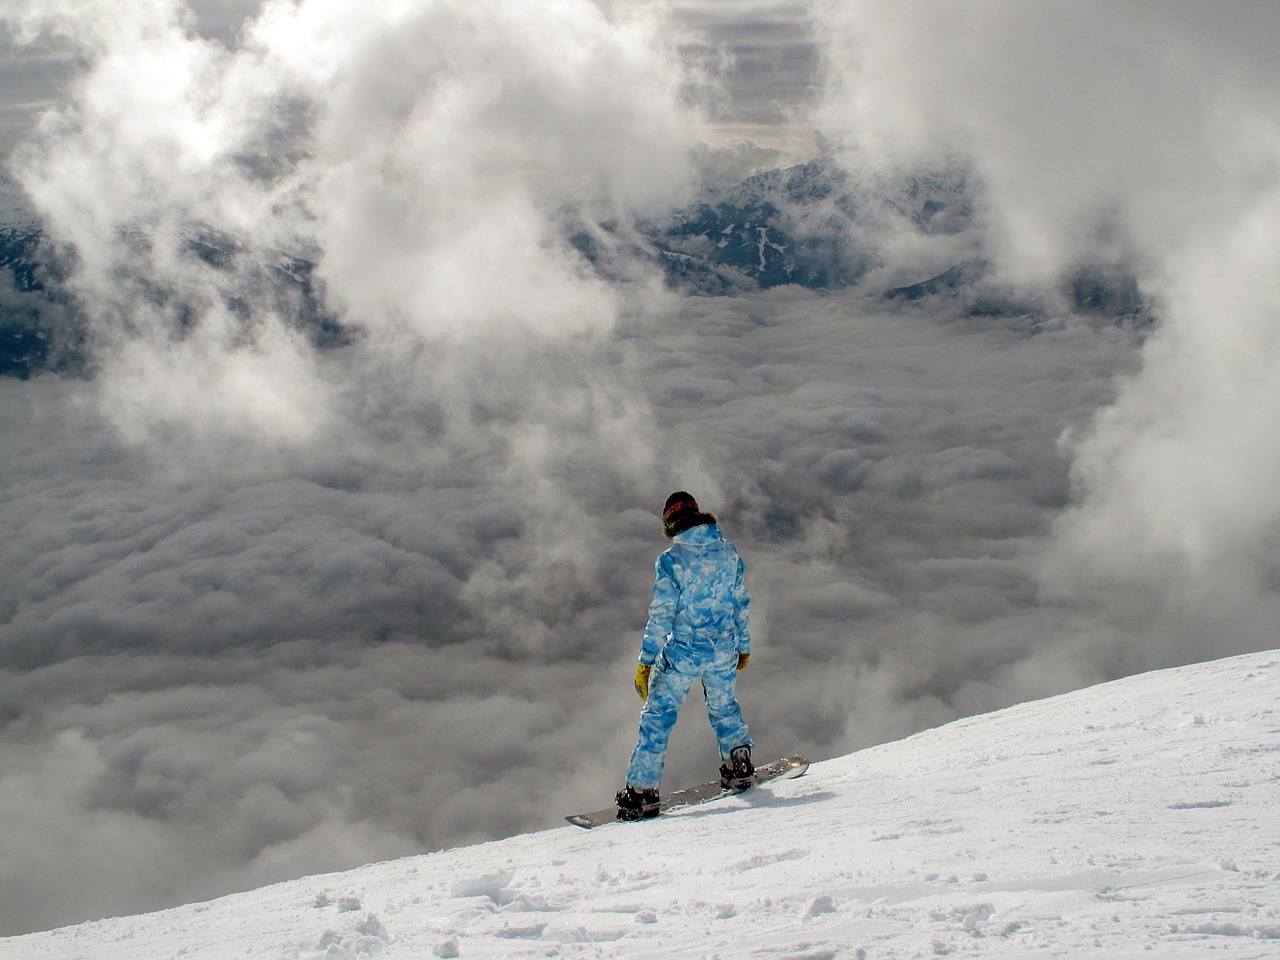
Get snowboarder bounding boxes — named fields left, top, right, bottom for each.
left=616, top=492, right=755, bottom=820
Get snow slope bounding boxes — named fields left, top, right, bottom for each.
left=7, top=650, right=1279, bottom=959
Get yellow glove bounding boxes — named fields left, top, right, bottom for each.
left=737, top=653, right=751, bottom=671
left=634, top=662, right=652, bottom=700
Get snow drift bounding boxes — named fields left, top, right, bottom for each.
left=6, top=648, right=1279, bottom=959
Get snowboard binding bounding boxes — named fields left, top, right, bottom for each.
left=719, top=745, right=754, bottom=790
left=615, top=785, right=660, bottom=821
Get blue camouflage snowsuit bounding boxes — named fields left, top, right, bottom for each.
left=625, top=522, right=753, bottom=791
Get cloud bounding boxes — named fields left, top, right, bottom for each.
left=669, top=0, right=821, bottom=162
left=813, top=1, right=1280, bottom=274
left=0, top=0, right=712, bottom=930
left=0, top=35, right=76, bottom=152
left=186, top=0, right=260, bottom=41
left=0, top=269, right=1145, bottom=934
left=1043, top=202, right=1280, bottom=656
left=5, top=0, right=706, bottom=448
left=812, top=0, right=1280, bottom=665
left=7, top=0, right=1277, bottom=940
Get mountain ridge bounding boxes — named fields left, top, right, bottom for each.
left=1, top=157, right=1150, bottom=380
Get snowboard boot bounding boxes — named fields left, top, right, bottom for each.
left=719, top=745, right=754, bottom=790
left=615, top=785, right=660, bottom=821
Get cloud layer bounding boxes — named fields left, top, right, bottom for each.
left=4, top=0, right=1278, bottom=939
left=0, top=283, right=1142, bottom=934
left=6, top=0, right=704, bottom=449
left=813, top=0, right=1280, bottom=665
left=0, top=0, right=708, bottom=933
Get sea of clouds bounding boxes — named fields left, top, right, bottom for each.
left=1, top=0, right=1278, bottom=936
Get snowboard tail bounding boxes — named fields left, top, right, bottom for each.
left=566, top=754, right=809, bottom=829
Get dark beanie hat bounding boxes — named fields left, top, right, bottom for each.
left=663, top=491, right=698, bottom=523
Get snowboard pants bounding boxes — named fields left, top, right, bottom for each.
left=625, top=637, right=753, bottom=792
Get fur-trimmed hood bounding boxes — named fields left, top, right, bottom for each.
left=664, top=511, right=718, bottom=539
left=671, top=520, right=723, bottom=546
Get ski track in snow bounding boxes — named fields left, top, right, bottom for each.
left=6, top=651, right=1280, bottom=959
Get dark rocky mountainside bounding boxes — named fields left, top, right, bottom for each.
left=1, top=158, right=1149, bottom=379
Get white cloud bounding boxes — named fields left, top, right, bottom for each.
left=813, top=1, right=1280, bottom=276
left=0, top=278, right=1145, bottom=933
left=812, top=0, right=1280, bottom=661
left=9, top=0, right=1279, bottom=937
left=4, top=0, right=708, bottom=447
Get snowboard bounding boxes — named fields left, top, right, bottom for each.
left=565, top=754, right=809, bottom=829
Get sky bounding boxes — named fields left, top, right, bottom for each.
left=0, top=0, right=822, bottom=171
left=2, top=0, right=1280, bottom=939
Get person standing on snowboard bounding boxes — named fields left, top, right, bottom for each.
left=616, top=492, right=754, bottom=820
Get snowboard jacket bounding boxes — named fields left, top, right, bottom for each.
left=638, top=522, right=751, bottom=666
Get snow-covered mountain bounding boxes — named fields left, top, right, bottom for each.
left=562, top=157, right=977, bottom=296
left=0, top=156, right=1151, bottom=380
left=0, top=187, right=53, bottom=378
left=7, top=649, right=1277, bottom=959
left=0, top=208, right=343, bottom=378
left=637, top=158, right=975, bottom=293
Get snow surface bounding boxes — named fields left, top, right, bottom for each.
left=6, top=650, right=1279, bottom=959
